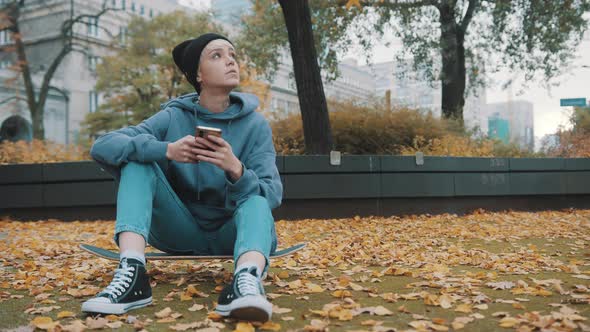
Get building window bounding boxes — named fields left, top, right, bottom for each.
left=140, top=4, right=144, bottom=15
left=131, top=2, right=135, bottom=12
left=87, top=17, right=99, bottom=37
left=89, top=91, right=98, bottom=113
left=88, top=55, right=101, bottom=72
left=0, top=30, right=12, bottom=45
left=119, top=26, right=128, bottom=44
left=0, top=59, right=11, bottom=69
left=149, top=8, right=153, bottom=18
left=111, top=0, right=116, bottom=7
left=121, top=0, right=126, bottom=9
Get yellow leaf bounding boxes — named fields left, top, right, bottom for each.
left=510, top=302, right=525, bottom=310
left=288, top=280, right=303, bottom=289
left=331, top=290, right=352, bottom=298
left=499, top=317, right=520, bottom=328
left=431, top=324, right=449, bottom=331
left=260, top=321, right=281, bottom=331
left=57, top=310, right=76, bottom=319
left=61, top=319, right=87, bottom=332
left=85, top=317, right=108, bottom=329
left=31, top=317, right=57, bottom=330
left=337, top=309, right=353, bottom=321
left=439, top=294, right=453, bottom=309
left=345, top=0, right=361, bottom=10
left=234, top=322, right=255, bottom=332
left=155, top=307, right=172, bottom=318
left=188, top=303, right=205, bottom=311
left=104, top=314, right=120, bottom=321
left=106, top=321, right=123, bottom=329
left=307, top=283, right=324, bottom=293
left=207, top=311, right=224, bottom=321
left=349, top=282, right=364, bottom=291
left=455, top=304, right=472, bottom=313
left=180, top=293, right=192, bottom=301
left=278, top=271, right=289, bottom=279
left=186, top=284, right=199, bottom=295
left=373, top=306, right=393, bottom=316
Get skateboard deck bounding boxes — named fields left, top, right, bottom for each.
left=80, top=243, right=307, bottom=261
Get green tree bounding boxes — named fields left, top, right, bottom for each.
left=242, top=0, right=590, bottom=130
left=352, top=0, right=590, bottom=127
left=82, top=11, right=225, bottom=137
left=570, top=106, right=590, bottom=134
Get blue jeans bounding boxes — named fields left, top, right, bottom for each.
left=113, top=161, right=278, bottom=272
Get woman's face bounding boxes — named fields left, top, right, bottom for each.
left=197, top=39, right=239, bottom=92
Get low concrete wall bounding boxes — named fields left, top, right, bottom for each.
left=1, top=156, right=589, bottom=220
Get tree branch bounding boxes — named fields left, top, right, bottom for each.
left=460, top=0, right=478, bottom=33
left=38, top=2, right=120, bottom=110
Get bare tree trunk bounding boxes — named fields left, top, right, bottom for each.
left=438, top=1, right=465, bottom=128
left=7, top=1, right=45, bottom=139
left=278, top=0, right=333, bottom=154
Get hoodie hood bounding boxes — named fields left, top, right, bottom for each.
left=160, top=91, right=259, bottom=121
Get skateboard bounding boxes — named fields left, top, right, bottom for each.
left=80, top=243, right=307, bottom=261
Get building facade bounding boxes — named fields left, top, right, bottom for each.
left=483, top=101, right=535, bottom=150
left=0, top=0, right=181, bottom=144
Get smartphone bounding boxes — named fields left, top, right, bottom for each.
left=195, top=126, right=222, bottom=151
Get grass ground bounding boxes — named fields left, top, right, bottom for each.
left=0, top=209, right=589, bottom=331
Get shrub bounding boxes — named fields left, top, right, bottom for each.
left=270, top=99, right=540, bottom=157
left=270, top=99, right=451, bottom=155
left=0, top=140, right=90, bottom=164
left=544, top=130, right=590, bottom=158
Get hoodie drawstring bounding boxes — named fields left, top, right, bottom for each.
left=195, top=95, right=200, bottom=202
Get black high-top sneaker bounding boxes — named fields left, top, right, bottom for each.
left=81, top=258, right=152, bottom=315
left=215, top=264, right=272, bottom=322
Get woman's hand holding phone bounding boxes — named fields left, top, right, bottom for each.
left=193, top=135, right=243, bottom=181
left=165, top=133, right=243, bottom=181
left=166, top=135, right=207, bottom=163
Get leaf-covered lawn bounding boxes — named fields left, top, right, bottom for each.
left=1, top=209, right=589, bottom=331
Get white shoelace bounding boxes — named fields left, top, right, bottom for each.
left=101, top=262, right=135, bottom=299
left=237, top=271, right=260, bottom=296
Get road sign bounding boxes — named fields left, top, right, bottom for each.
left=560, top=98, right=587, bottom=107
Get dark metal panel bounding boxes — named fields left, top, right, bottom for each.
left=0, top=163, right=43, bottom=184
left=509, top=172, right=568, bottom=195
left=509, top=158, right=566, bottom=171
left=454, top=173, right=510, bottom=196
left=43, top=181, right=117, bottom=207
left=566, top=171, right=590, bottom=194
left=283, top=174, right=380, bottom=199
left=564, top=158, right=590, bottom=171
left=0, top=184, right=43, bottom=208
left=43, top=161, right=113, bottom=182
left=381, top=173, right=454, bottom=197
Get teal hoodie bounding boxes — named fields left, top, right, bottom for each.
left=90, top=91, right=283, bottom=230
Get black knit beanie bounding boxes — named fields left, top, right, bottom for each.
left=172, top=33, right=234, bottom=93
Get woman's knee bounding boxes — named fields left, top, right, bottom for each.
left=121, top=161, right=157, bottom=178
left=239, top=195, right=270, bottom=210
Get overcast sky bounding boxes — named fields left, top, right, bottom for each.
left=180, top=0, right=589, bottom=139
